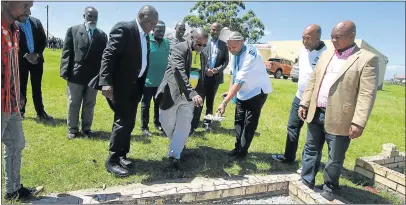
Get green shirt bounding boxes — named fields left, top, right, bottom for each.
left=145, top=34, right=170, bottom=87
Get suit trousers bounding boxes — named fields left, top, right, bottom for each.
left=19, top=61, right=45, bottom=115
left=107, top=81, right=143, bottom=161
left=1, top=112, right=25, bottom=193
left=159, top=96, right=194, bottom=159
left=66, top=82, right=98, bottom=133
left=301, top=108, right=351, bottom=191
left=140, top=87, right=160, bottom=130
left=234, top=92, right=267, bottom=153
left=203, top=76, right=220, bottom=125
left=283, top=96, right=305, bottom=161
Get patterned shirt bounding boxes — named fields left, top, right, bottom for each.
left=1, top=19, right=21, bottom=114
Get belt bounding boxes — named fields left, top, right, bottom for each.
left=317, top=107, right=326, bottom=113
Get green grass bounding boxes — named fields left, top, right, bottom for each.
left=2, top=49, right=405, bottom=203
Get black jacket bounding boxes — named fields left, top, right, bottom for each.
left=60, top=24, right=107, bottom=85
left=203, top=39, right=229, bottom=84
left=17, top=16, right=47, bottom=64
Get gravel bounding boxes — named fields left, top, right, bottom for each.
left=230, top=195, right=299, bottom=204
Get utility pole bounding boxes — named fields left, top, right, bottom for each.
left=46, top=5, right=49, bottom=42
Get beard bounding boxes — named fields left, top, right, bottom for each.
left=85, top=21, right=97, bottom=30
left=16, top=15, right=29, bottom=23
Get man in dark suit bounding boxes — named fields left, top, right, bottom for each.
left=192, top=23, right=229, bottom=132
left=155, top=28, right=208, bottom=169
left=89, top=5, right=158, bottom=177
left=60, top=6, right=107, bottom=139
left=17, top=15, right=53, bottom=121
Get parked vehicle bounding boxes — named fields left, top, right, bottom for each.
left=291, top=63, right=299, bottom=82
left=264, top=58, right=293, bottom=79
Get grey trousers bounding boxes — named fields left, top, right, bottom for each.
left=1, top=112, right=25, bottom=193
left=66, top=82, right=98, bottom=133
left=159, top=96, right=194, bottom=159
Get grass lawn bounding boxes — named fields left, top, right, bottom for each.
left=2, top=48, right=405, bottom=203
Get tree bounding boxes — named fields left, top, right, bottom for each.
left=183, top=1, right=265, bottom=44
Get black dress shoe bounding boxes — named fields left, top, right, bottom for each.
left=37, top=111, right=53, bottom=121
left=321, top=190, right=335, bottom=201
left=154, top=124, right=164, bottom=133
left=20, top=112, right=25, bottom=119
left=142, top=129, right=152, bottom=137
left=4, top=184, right=39, bottom=200
left=105, top=160, right=130, bottom=177
left=119, top=156, right=133, bottom=167
left=83, top=130, right=94, bottom=138
left=228, top=148, right=240, bottom=157
left=204, top=124, right=212, bottom=132
left=169, top=157, right=182, bottom=170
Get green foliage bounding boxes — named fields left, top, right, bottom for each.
left=183, top=1, right=265, bottom=43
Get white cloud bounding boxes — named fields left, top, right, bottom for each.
left=385, top=65, right=405, bottom=79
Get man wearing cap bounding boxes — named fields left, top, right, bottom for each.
left=140, top=20, right=169, bottom=137
left=217, top=32, right=272, bottom=159
left=155, top=28, right=208, bottom=169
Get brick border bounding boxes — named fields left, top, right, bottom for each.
left=353, top=143, right=405, bottom=196
left=30, top=173, right=347, bottom=204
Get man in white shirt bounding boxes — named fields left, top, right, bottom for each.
left=217, top=32, right=272, bottom=159
left=89, top=5, right=158, bottom=177
left=272, top=25, right=326, bottom=171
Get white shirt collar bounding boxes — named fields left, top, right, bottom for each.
left=135, top=18, right=146, bottom=37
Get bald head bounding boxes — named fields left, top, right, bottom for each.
left=190, top=28, right=209, bottom=53
left=83, top=6, right=98, bottom=28
left=137, top=5, right=159, bottom=34
left=302, top=24, right=322, bottom=50
left=210, top=22, right=222, bottom=41
left=175, top=21, right=186, bottom=39
left=331, top=20, right=356, bottom=50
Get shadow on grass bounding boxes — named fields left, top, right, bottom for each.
left=117, top=146, right=300, bottom=185
left=26, top=117, right=66, bottom=127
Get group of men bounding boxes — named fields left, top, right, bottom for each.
left=1, top=1, right=379, bottom=202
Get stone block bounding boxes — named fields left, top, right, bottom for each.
left=180, top=192, right=196, bottom=203
left=397, top=161, right=406, bottom=168
left=289, top=182, right=298, bottom=196
left=388, top=163, right=398, bottom=169
left=355, top=158, right=366, bottom=167
left=245, top=184, right=267, bottom=195
left=364, top=162, right=387, bottom=177
left=195, top=190, right=222, bottom=201
left=395, top=156, right=405, bottom=163
left=221, top=187, right=245, bottom=198
left=384, top=157, right=395, bottom=164
left=354, top=166, right=374, bottom=179
left=158, top=188, right=177, bottom=196
left=382, top=143, right=397, bottom=152
left=386, top=171, right=406, bottom=186
left=396, top=184, right=405, bottom=195
left=375, top=174, right=397, bottom=190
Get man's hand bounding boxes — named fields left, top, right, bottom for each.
left=206, top=70, right=214, bottom=77
left=216, top=102, right=226, bottom=116
left=24, top=53, right=39, bottom=65
left=349, top=124, right=364, bottom=139
left=192, top=95, right=203, bottom=107
left=298, top=106, right=307, bottom=121
left=102, top=86, right=114, bottom=101
left=212, top=69, right=219, bottom=74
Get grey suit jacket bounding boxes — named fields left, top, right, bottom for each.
left=60, top=24, right=107, bottom=85
left=156, top=40, right=207, bottom=110
left=203, top=39, right=229, bottom=84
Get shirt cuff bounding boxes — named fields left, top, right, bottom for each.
left=235, top=79, right=245, bottom=85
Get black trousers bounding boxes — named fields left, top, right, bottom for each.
left=19, top=61, right=45, bottom=115
left=234, top=91, right=267, bottom=153
left=107, top=81, right=143, bottom=161
left=140, top=87, right=160, bottom=130
left=191, top=76, right=220, bottom=129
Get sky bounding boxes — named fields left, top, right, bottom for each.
left=30, top=1, right=405, bottom=79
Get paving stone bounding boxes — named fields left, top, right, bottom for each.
left=395, top=156, right=405, bottom=163
left=214, top=184, right=229, bottom=190
left=196, top=190, right=222, bottom=201
left=355, top=158, right=366, bottom=167
left=354, top=165, right=374, bottom=179
left=289, top=181, right=298, bottom=195
left=364, top=162, right=387, bottom=177
left=141, top=191, right=159, bottom=198
left=180, top=192, right=196, bottom=203
left=158, top=187, right=177, bottom=196
left=375, top=174, right=398, bottom=190
left=396, top=184, right=405, bottom=195
left=221, top=187, right=246, bottom=198
left=386, top=170, right=406, bottom=186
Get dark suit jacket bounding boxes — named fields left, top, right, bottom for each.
left=17, top=16, right=47, bottom=64
left=155, top=40, right=207, bottom=110
left=89, top=20, right=150, bottom=111
left=60, top=24, right=107, bottom=85
left=203, top=39, right=229, bottom=84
